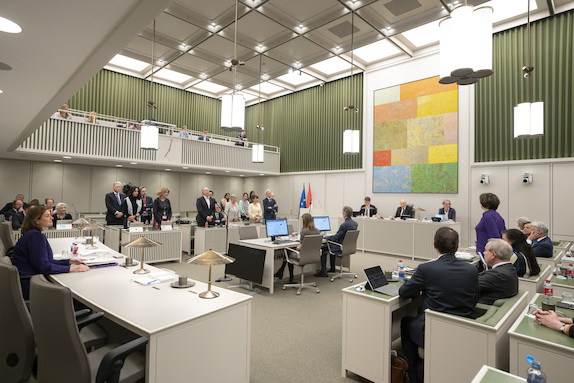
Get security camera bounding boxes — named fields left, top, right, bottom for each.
left=522, top=66, right=534, bottom=78
left=522, top=173, right=533, bottom=184
left=480, top=174, right=490, bottom=184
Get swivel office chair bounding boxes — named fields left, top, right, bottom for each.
left=282, top=235, right=323, bottom=295
left=238, top=225, right=258, bottom=240
left=30, top=275, right=148, bottom=383
left=0, top=221, right=16, bottom=252
left=327, top=230, right=360, bottom=283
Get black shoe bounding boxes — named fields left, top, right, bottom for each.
left=274, top=271, right=283, bottom=279
left=287, top=279, right=297, bottom=284
left=314, top=271, right=329, bottom=277
left=328, top=268, right=336, bottom=273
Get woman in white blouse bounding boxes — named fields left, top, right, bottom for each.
left=248, top=195, right=262, bottom=222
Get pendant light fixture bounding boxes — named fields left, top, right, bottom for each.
left=141, top=19, right=158, bottom=150
left=252, top=55, right=264, bottom=163
left=439, top=1, right=493, bottom=85
left=513, top=0, right=544, bottom=138
left=343, top=9, right=360, bottom=155
left=221, top=0, right=245, bottom=132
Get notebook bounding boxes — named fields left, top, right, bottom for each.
left=364, top=266, right=400, bottom=296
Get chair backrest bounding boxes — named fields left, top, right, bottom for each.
left=0, top=221, right=15, bottom=250
left=297, top=235, right=324, bottom=266
left=0, top=238, right=6, bottom=257
left=30, top=275, right=91, bottom=382
left=287, top=224, right=294, bottom=235
left=239, top=225, right=258, bottom=240
left=0, top=258, right=35, bottom=383
left=340, top=230, right=360, bottom=257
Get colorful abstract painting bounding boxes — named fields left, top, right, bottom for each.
left=373, top=76, right=458, bottom=193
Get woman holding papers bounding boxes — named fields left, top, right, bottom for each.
left=121, top=185, right=143, bottom=229
left=12, top=206, right=89, bottom=299
left=51, top=202, right=73, bottom=227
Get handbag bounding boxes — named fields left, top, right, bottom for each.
left=391, top=354, right=409, bottom=383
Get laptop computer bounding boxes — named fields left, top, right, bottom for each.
left=364, top=266, right=400, bottom=296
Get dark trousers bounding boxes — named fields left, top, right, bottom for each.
left=401, top=315, right=422, bottom=383
left=319, top=246, right=336, bottom=272
left=276, top=260, right=294, bottom=279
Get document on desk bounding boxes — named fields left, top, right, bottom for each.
left=132, top=270, right=177, bottom=285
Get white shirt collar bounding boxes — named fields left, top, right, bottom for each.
left=492, top=261, right=511, bottom=269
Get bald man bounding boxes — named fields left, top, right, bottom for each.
left=196, top=187, right=216, bottom=227
left=391, top=199, right=414, bottom=219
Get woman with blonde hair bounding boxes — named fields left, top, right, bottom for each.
left=152, top=186, right=172, bottom=228
left=52, top=202, right=72, bottom=227
left=87, top=111, right=98, bottom=124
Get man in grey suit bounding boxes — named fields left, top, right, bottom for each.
left=478, top=238, right=519, bottom=305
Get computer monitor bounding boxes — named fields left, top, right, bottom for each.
left=225, top=244, right=266, bottom=285
left=265, top=219, right=289, bottom=240
left=313, top=216, right=331, bottom=231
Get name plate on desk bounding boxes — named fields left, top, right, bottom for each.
left=56, top=220, right=73, bottom=230
left=161, top=221, right=173, bottom=231
left=129, top=223, right=144, bottom=233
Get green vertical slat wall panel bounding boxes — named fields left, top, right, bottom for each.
left=475, top=10, right=574, bottom=162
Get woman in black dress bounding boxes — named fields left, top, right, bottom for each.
left=121, top=185, right=143, bottom=229
left=153, top=186, right=172, bottom=228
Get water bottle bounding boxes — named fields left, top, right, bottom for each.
left=398, top=260, right=405, bottom=284
left=526, top=356, right=547, bottom=383
left=568, top=264, right=574, bottom=280
left=543, top=279, right=553, bottom=302
left=292, top=231, right=297, bottom=240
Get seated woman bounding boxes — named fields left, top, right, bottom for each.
left=12, top=206, right=89, bottom=299
left=248, top=195, right=262, bottom=223
left=52, top=202, right=73, bottom=227
left=87, top=111, right=98, bottom=124
left=274, top=213, right=320, bottom=283
left=502, top=228, right=541, bottom=277
left=121, top=185, right=143, bottom=229
left=438, top=199, right=456, bottom=221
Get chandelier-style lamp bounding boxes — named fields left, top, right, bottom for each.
left=252, top=55, right=265, bottom=163
left=342, top=10, right=360, bottom=155
left=343, top=130, right=360, bottom=154
left=439, top=2, right=493, bottom=85
left=252, top=144, right=264, bottom=163
left=513, top=0, right=544, bottom=138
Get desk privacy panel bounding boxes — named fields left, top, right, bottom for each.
left=373, top=76, right=458, bottom=193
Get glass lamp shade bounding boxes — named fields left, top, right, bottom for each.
left=343, top=130, right=360, bottom=154
left=221, top=94, right=245, bottom=132
left=252, top=144, right=264, bottom=163
left=140, top=125, right=159, bottom=149
left=514, top=102, right=544, bottom=138
left=439, top=5, right=493, bottom=85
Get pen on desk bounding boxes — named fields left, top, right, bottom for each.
left=152, top=286, right=160, bottom=290
left=188, top=290, right=197, bottom=294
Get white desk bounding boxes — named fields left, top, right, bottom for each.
left=48, top=238, right=252, bottom=383
left=237, top=238, right=300, bottom=294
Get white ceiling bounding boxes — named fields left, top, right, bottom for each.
left=1, top=0, right=573, bottom=158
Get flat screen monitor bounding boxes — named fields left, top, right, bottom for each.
left=313, top=216, right=331, bottom=231
left=225, top=244, right=266, bottom=285
left=265, top=219, right=289, bottom=239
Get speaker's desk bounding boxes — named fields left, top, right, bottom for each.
left=508, top=294, right=574, bottom=382
left=341, top=282, right=419, bottom=383
left=237, top=238, right=299, bottom=294
left=341, top=217, right=461, bottom=260
left=48, top=238, right=252, bottom=383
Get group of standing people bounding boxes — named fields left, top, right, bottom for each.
left=105, top=182, right=171, bottom=228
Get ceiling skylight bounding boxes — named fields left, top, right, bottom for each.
left=309, top=56, right=352, bottom=75
left=192, top=81, right=228, bottom=93
left=353, top=40, right=402, bottom=63
left=249, top=82, right=286, bottom=94
left=108, top=54, right=149, bottom=72
left=154, top=68, right=192, bottom=83
left=276, top=71, right=316, bottom=86
left=401, top=19, right=441, bottom=47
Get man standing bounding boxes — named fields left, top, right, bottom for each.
left=399, top=227, right=478, bottom=383
left=196, top=187, right=216, bottom=227
left=105, top=182, right=125, bottom=225
left=359, top=197, right=377, bottom=217
left=315, top=206, right=358, bottom=277
left=391, top=199, right=414, bottom=219
left=527, top=221, right=553, bottom=258
left=140, top=187, right=153, bottom=225
left=478, top=238, right=519, bottom=304
left=263, top=189, right=277, bottom=221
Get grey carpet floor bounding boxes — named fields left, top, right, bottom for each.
left=157, top=251, right=424, bottom=383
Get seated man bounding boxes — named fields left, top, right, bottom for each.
left=314, top=206, right=357, bottom=277
left=359, top=196, right=377, bottom=217
left=4, top=199, right=23, bottom=221
left=235, top=130, right=248, bottom=146
left=399, top=227, right=478, bottom=383
left=198, top=130, right=210, bottom=141
left=438, top=199, right=456, bottom=221
left=390, top=199, right=414, bottom=219
left=527, top=221, right=553, bottom=258
left=516, top=216, right=530, bottom=233
left=12, top=203, right=35, bottom=230
left=1, top=193, right=25, bottom=216
left=478, top=238, right=519, bottom=305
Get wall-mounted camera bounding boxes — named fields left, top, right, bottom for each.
left=522, top=173, right=533, bottom=184
left=522, top=66, right=534, bottom=79
left=480, top=174, right=490, bottom=184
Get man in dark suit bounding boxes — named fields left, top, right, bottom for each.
left=399, top=227, right=478, bottom=383
left=527, top=221, right=553, bottom=258
left=196, top=187, right=216, bottom=227
left=359, top=196, right=377, bottom=217
left=140, top=186, right=153, bottom=225
left=1, top=194, right=25, bottom=218
left=105, top=182, right=125, bottom=225
left=12, top=203, right=35, bottom=230
left=391, top=199, right=414, bottom=219
left=315, top=206, right=358, bottom=277
left=438, top=199, right=456, bottom=221
left=262, top=189, right=278, bottom=221
left=478, top=238, right=519, bottom=304
left=4, top=199, right=24, bottom=221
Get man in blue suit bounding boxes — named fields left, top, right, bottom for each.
left=438, top=199, right=456, bottom=221
left=105, top=181, right=125, bottom=225
left=315, top=206, right=358, bottom=277
left=399, top=227, right=478, bottom=383
left=527, top=221, right=553, bottom=258
left=262, top=189, right=277, bottom=221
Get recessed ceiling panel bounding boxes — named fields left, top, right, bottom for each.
left=125, top=36, right=173, bottom=58
left=224, top=11, right=288, bottom=44
left=265, top=37, right=325, bottom=63
left=149, top=12, right=201, bottom=42
left=174, top=0, right=235, bottom=21
left=266, top=0, right=339, bottom=23
left=172, top=54, right=222, bottom=74
left=194, top=34, right=250, bottom=62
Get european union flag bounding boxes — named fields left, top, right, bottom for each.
left=299, top=185, right=306, bottom=208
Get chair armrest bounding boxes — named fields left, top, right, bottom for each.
left=76, top=312, right=104, bottom=331
left=95, top=337, right=149, bottom=383
left=284, top=247, right=300, bottom=264
left=326, top=240, right=342, bottom=255
left=75, top=308, right=92, bottom=320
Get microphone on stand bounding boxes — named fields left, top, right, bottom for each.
left=216, top=213, right=233, bottom=282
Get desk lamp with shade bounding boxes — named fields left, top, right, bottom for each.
left=123, top=236, right=162, bottom=275
left=187, top=248, right=234, bottom=299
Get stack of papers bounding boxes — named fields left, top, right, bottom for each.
left=78, top=249, right=109, bottom=257
left=132, top=270, right=177, bottom=286
left=455, top=252, right=474, bottom=261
